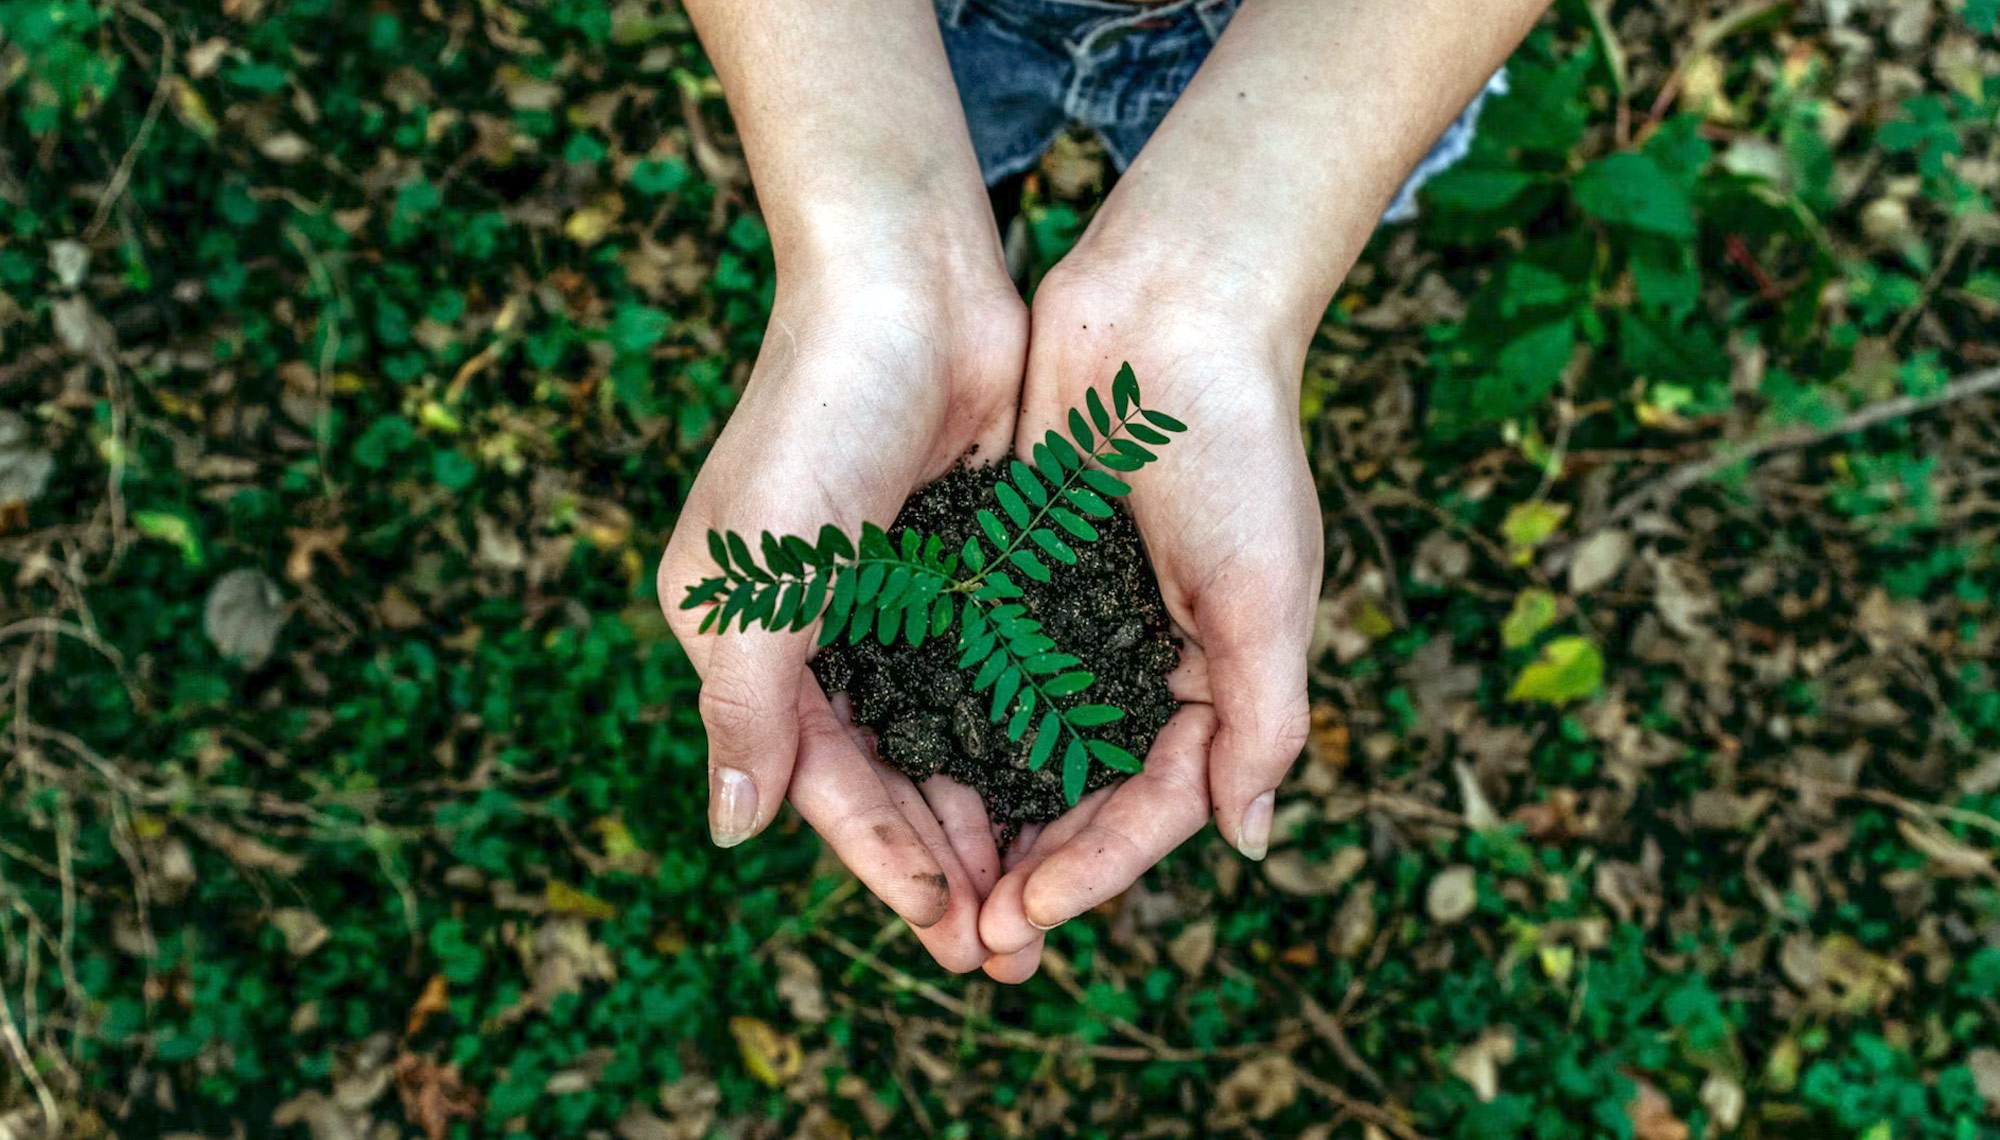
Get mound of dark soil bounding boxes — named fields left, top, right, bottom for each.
left=812, top=461, right=1179, bottom=831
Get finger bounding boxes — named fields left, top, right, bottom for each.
left=788, top=684, right=955, bottom=930
left=982, top=938, right=1045, bottom=985
left=696, top=631, right=811, bottom=848
left=1203, top=627, right=1311, bottom=862
left=881, top=768, right=992, bottom=973
left=1000, top=822, right=1046, bottom=874
left=924, top=776, right=1003, bottom=897
left=978, top=790, right=1115, bottom=957
left=1017, top=704, right=1218, bottom=927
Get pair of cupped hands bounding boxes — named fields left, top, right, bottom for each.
left=658, top=236, right=1323, bottom=983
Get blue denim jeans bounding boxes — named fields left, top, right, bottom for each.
left=934, top=0, right=1506, bottom=222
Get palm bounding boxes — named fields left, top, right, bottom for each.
left=660, top=282, right=1025, bottom=972
left=974, top=289, right=1320, bottom=982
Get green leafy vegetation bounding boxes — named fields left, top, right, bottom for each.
left=2, top=1, right=1998, bottom=1138
left=683, top=366, right=1178, bottom=803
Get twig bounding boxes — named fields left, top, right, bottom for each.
left=1887, top=225, right=1972, bottom=346
left=1592, top=365, right=2000, bottom=533
left=1294, top=1069, right=1431, bottom=1140
left=1325, top=460, right=1407, bottom=627
left=85, top=1, right=174, bottom=241
left=0, top=978, right=60, bottom=1139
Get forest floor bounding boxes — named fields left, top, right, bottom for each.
left=2, top=1, right=1999, bottom=1138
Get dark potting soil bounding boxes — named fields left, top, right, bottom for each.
left=812, top=460, right=1180, bottom=831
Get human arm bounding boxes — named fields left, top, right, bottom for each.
left=660, top=0, right=1026, bottom=971
left=978, top=0, right=1550, bottom=976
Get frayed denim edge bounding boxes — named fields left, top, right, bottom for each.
left=1381, top=67, right=1511, bottom=224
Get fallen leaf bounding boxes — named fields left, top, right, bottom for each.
left=0, top=412, right=54, bottom=506
left=729, top=1016, right=801, bottom=1088
left=1567, top=528, right=1631, bottom=594
left=1968, top=1048, right=2000, bottom=1114
left=1211, top=1055, right=1299, bottom=1124
left=1896, top=816, right=1998, bottom=880
left=1168, top=919, right=1217, bottom=977
left=1263, top=847, right=1368, bottom=897
left=285, top=525, right=350, bottom=583
left=258, top=131, right=311, bottom=162
left=203, top=567, right=286, bottom=667
left=392, top=1052, right=478, bottom=1140
left=48, top=239, right=90, bottom=288
left=1700, top=1073, right=1745, bottom=1130
left=1508, top=637, right=1604, bottom=704
left=545, top=880, right=617, bottom=920
left=1628, top=1077, right=1689, bottom=1140
left=1501, top=501, right=1569, bottom=564
left=1426, top=865, right=1479, bottom=924
left=1501, top=587, right=1561, bottom=648
left=406, top=974, right=449, bottom=1036
left=1449, top=1027, right=1517, bottom=1102
left=1329, top=881, right=1376, bottom=958
left=773, top=948, right=828, bottom=1024
left=271, top=907, right=330, bottom=957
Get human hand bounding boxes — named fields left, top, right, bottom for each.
left=975, top=260, right=1322, bottom=981
left=659, top=254, right=1025, bottom=972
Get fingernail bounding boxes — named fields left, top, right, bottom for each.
left=711, top=766, right=757, bottom=848
left=1028, top=915, right=1065, bottom=932
left=1237, top=791, right=1275, bottom=861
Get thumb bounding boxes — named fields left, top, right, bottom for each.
left=696, top=630, right=807, bottom=848
left=1203, top=618, right=1311, bottom=862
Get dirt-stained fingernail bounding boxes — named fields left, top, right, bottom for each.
left=711, top=766, right=758, bottom=848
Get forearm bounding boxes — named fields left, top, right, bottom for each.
left=683, top=0, right=1003, bottom=281
left=1073, top=0, right=1549, bottom=348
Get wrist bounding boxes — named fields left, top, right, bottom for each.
left=1064, top=201, right=1346, bottom=362
left=1043, top=228, right=1320, bottom=388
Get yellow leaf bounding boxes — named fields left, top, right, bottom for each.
left=169, top=78, right=217, bottom=140
left=1500, top=501, right=1569, bottom=565
left=545, top=881, right=617, bottom=921
left=729, top=1016, right=801, bottom=1088
left=564, top=206, right=616, bottom=246
left=1508, top=637, right=1603, bottom=704
left=590, top=817, right=643, bottom=863
left=131, top=812, right=168, bottom=841
left=1501, top=588, right=1560, bottom=649
left=1538, top=944, right=1575, bottom=984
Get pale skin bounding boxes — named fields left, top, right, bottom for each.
left=658, top=0, right=1550, bottom=980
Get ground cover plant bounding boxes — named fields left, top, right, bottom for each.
left=1, top=1, right=1999, bottom=1138
left=683, top=367, right=1184, bottom=817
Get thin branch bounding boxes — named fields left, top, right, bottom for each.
left=0, top=978, right=59, bottom=1140
left=1593, top=364, right=2000, bottom=533
left=86, top=1, right=175, bottom=241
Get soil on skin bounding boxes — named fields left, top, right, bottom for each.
left=812, top=460, right=1180, bottom=833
